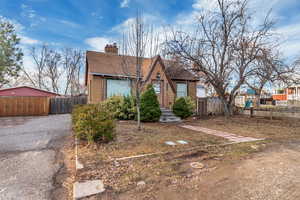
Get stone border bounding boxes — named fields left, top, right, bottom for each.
left=73, top=138, right=106, bottom=199
left=75, top=138, right=83, bottom=170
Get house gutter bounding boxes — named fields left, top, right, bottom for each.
left=90, top=72, right=137, bottom=79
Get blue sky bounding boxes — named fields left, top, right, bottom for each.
left=0, top=0, right=194, bottom=50
left=1, top=0, right=300, bottom=62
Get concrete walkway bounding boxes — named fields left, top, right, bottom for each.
left=181, top=125, right=263, bottom=143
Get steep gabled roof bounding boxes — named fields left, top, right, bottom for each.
left=164, top=60, right=199, bottom=81
left=142, top=55, right=176, bottom=93
left=85, top=51, right=199, bottom=85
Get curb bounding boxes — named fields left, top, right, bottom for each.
left=75, top=138, right=83, bottom=170
left=73, top=138, right=105, bottom=199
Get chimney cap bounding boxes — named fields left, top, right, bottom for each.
left=104, top=43, right=118, bottom=54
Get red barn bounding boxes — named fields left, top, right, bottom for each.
left=0, top=86, right=60, bottom=97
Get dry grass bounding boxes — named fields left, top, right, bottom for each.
left=186, top=115, right=300, bottom=141
left=76, top=116, right=300, bottom=199
left=77, top=121, right=226, bottom=163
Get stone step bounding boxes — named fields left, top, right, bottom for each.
left=160, top=108, right=171, bottom=111
left=160, top=117, right=182, bottom=123
left=160, top=115, right=180, bottom=120
left=160, top=112, right=176, bottom=117
left=160, top=116, right=181, bottom=122
left=160, top=108, right=181, bottom=123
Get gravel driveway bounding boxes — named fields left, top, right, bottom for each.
left=0, top=114, right=71, bottom=200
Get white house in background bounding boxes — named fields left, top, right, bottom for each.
left=286, top=85, right=300, bottom=101
left=273, top=85, right=300, bottom=101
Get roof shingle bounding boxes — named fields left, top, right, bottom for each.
left=86, top=51, right=198, bottom=81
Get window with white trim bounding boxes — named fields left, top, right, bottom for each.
left=106, top=79, right=131, bottom=98
left=176, top=83, right=187, bottom=97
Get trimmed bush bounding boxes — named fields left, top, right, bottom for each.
left=140, top=84, right=161, bottom=122
left=103, top=95, right=136, bottom=120
left=184, top=96, right=196, bottom=113
left=172, top=97, right=193, bottom=119
left=103, top=96, right=124, bottom=119
left=72, top=104, right=116, bottom=143
left=119, top=95, right=136, bottom=120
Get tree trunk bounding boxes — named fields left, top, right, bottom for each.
left=136, top=80, right=141, bottom=131
left=221, top=98, right=234, bottom=117
left=255, top=87, right=263, bottom=108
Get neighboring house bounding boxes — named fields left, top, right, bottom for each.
left=235, top=89, right=256, bottom=107
left=273, top=86, right=300, bottom=101
left=85, top=44, right=198, bottom=108
left=235, top=89, right=272, bottom=107
left=0, top=86, right=60, bottom=97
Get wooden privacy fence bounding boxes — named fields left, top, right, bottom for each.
left=50, top=96, right=87, bottom=114
left=196, top=97, right=224, bottom=116
left=0, top=96, right=50, bottom=117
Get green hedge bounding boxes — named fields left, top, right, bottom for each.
left=172, top=97, right=194, bottom=119
left=103, top=95, right=136, bottom=120
left=72, top=104, right=116, bottom=143
left=140, top=84, right=161, bottom=122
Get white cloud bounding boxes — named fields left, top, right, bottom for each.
left=22, top=54, right=35, bottom=71
left=192, top=0, right=218, bottom=11
left=20, top=36, right=41, bottom=45
left=59, top=20, right=81, bottom=28
left=91, top=12, right=103, bottom=20
left=85, top=37, right=111, bottom=51
left=21, top=4, right=36, bottom=19
left=20, top=4, right=47, bottom=27
left=275, top=23, right=300, bottom=58
left=112, top=17, right=135, bottom=33
left=111, top=14, right=163, bottom=34
left=120, top=0, right=130, bottom=8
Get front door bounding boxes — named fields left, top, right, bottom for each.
left=153, top=80, right=164, bottom=107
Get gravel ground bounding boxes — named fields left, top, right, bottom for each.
left=0, top=114, right=71, bottom=200
left=195, top=143, right=300, bottom=200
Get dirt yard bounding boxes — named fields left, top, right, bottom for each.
left=75, top=115, right=300, bottom=200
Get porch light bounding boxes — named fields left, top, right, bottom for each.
left=156, top=73, right=161, bottom=80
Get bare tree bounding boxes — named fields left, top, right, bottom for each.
left=120, top=13, right=161, bottom=130
left=22, top=45, right=49, bottom=90
left=164, top=0, right=278, bottom=116
left=245, top=48, right=295, bottom=106
left=21, top=45, right=85, bottom=95
left=23, top=45, right=62, bottom=93
left=62, top=48, right=84, bottom=96
left=44, top=49, right=62, bottom=93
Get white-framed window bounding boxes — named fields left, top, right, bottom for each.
left=106, top=79, right=131, bottom=98
left=176, top=83, right=187, bottom=97
left=197, top=85, right=206, bottom=98
left=153, top=82, right=160, bottom=94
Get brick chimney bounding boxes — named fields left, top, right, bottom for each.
left=104, top=43, right=118, bottom=54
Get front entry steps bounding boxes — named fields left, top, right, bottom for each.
left=160, top=108, right=181, bottom=123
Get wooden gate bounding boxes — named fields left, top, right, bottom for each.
left=50, top=96, right=87, bottom=114
left=0, top=96, right=50, bottom=117
left=197, top=98, right=208, bottom=116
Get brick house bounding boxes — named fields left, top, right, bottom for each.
left=85, top=44, right=198, bottom=108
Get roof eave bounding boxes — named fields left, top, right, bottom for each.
left=90, top=72, right=137, bottom=79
